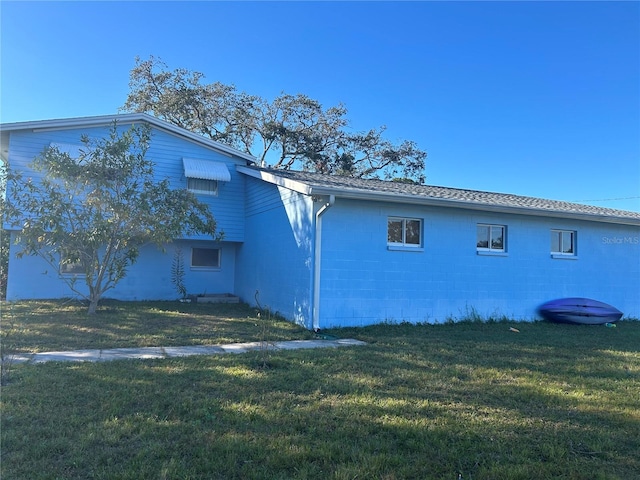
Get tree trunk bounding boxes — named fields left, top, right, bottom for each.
left=87, top=296, right=100, bottom=315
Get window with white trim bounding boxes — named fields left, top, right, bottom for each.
left=187, top=178, right=218, bottom=196
left=183, top=158, right=230, bottom=196
left=387, top=217, right=422, bottom=247
left=191, top=248, right=221, bottom=269
left=50, top=142, right=83, bottom=160
left=551, top=229, right=576, bottom=255
left=477, top=224, right=506, bottom=252
left=59, top=253, right=84, bottom=275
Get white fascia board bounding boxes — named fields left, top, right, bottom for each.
left=236, top=166, right=313, bottom=195
left=2, top=114, right=149, bottom=133
left=1, top=114, right=257, bottom=163
left=235, top=167, right=640, bottom=227
left=142, top=116, right=257, bottom=162
left=307, top=186, right=640, bottom=227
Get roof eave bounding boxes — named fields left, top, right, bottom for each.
left=236, top=167, right=640, bottom=226
left=0, top=114, right=257, bottom=163
left=307, top=186, right=640, bottom=226
left=236, top=165, right=312, bottom=195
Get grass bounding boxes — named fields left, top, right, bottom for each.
left=1, top=301, right=639, bottom=479
left=0, top=299, right=313, bottom=353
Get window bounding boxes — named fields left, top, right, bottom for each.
left=187, top=178, right=218, bottom=196
left=551, top=230, right=576, bottom=255
left=191, top=248, right=220, bottom=269
left=477, top=224, right=506, bottom=252
left=59, top=253, right=84, bottom=275
left=50, top=142, right=83, bottom=160
left=183, top=158, right=230, bottom=196
left=388, top=217, right=422, bottom=247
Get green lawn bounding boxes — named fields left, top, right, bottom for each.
left=1, top=301, right=639, bottom=479
left=0, top=300, right=313, bottom=353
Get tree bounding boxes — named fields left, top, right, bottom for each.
left=3, top=123, right=218, bottom=314
left=123, top=56, right=427, bottom=183
left=0, top=161, right=9, bottom=300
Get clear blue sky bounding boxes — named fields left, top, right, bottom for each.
left=1, top=1, right=639, bottom=212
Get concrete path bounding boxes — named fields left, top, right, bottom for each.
left=11, top=338, right=367, bottom=364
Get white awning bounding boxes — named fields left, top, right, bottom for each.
left=182, top=158, right=231, bottom=182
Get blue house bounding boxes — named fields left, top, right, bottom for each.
left=2, top=114, right=639, bottom=328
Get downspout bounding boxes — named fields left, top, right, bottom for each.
left=312, top=194, right=335, bottom=331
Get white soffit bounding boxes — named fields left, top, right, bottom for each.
left=183, top=158, right=231, bottom=182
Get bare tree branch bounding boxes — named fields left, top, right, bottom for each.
left=122, top=56, right=427, bottom=182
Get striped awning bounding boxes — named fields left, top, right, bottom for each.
left=182, top=158, right=231, bottom=182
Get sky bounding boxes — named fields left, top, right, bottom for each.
left=1, top=1, right=639, bottom=212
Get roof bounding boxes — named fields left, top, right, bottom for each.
left=237, top=166, right=640, bottom=226
left=0, top=113, right=257, bottom=164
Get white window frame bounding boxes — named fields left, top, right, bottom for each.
left=50, top=142, right=83, bottom=160
left=191, top=247, right=221, bottom=270
left=387, top=217, right=422, bottom=248
left=477, top=224, right=506, bottom=253
left=551, top=229, right=576, bottom=256
left=59, top=253, right=85, bottom=276
left=187, top=177, right=219, bottom=196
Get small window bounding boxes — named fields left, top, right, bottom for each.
left=59, top=253, right=84, bottom=275
left=187, top=178, right=218, bottom=196
left=477, top=224, right=506, bottom=252
left=388, top=217, right=422, bottom=247
left=50, top=142, right=83, bottom=160
left=191, top=248, right=220, bottom=269
left=551, top=230, right=576, bottom=255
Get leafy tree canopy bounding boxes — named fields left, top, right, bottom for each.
left=123, top=56, right=427, bottom=183
left=3, top=123, right=218, bottom=314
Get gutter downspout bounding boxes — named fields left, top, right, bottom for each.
left=312, top=194, right=335, bottom=331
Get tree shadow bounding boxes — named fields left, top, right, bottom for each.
left=2, top=321, right=639, bottom=479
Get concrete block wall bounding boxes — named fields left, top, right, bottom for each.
left=316, top=198, right=639, bottom=327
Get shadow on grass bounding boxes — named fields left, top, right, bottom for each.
left=1, top=300, right=313, bottom=353
left=3, top=320, right=639, bottom=479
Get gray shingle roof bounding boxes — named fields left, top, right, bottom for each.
left=241, top=166, right=640, bottom=225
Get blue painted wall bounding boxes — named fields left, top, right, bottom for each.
left=234, top=177, right=314, bottom=328
left=4, top=123, right=247, bottom=241
left=6, top=235, right=236, bottom=301
left=315, top=198, right=640, bottom=327
left=4, top=121, right=245, bottom=301
left=4, top=120, right=638, bottom=325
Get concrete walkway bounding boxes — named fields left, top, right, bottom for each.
left=11, top=338, right=367, bottom=364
